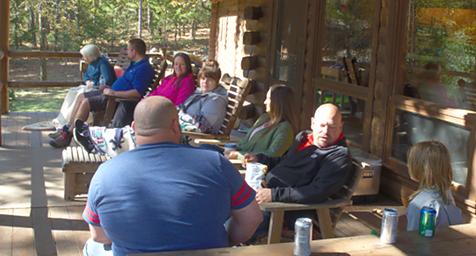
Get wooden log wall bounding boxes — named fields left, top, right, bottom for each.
left=211, top=0, right=273, bottom=122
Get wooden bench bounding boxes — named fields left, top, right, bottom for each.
left=259, top=159, right=363, bottom=244
left=62, top=146, right=109, bottom=200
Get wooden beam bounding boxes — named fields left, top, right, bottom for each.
left=9, top=81, right=82, bottom=89
left=8, top=50, right=162, bottom=59
left=9, top=50, right=80, bottom=58
left=0, top=0, right=10, bottom=145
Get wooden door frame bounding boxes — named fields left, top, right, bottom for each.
left=310, top=0, right=382, bottom=151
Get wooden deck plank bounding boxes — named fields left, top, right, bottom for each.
left=50, top=206, right=81, bottom=256
left=11, top=208, right=36, bottom=256
left=67, top=205, right=90, bottom=252
left=0, top=208, right=13, bottom=255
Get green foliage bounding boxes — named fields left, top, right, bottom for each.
left=9, top=0, right=211, bottom=52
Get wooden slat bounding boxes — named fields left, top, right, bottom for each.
left=0, top=208, right=13, bottom=255
left=9, top=50, right=163, bottom=59
left=9, top=81, right=82, bottom=88
left=12, top=208, right=36, bottom=256
left=313, top=77, right=370, bottom=101
left=393, top=95, right=476, bottom=127
left=49, top=206, right=80, bottom=256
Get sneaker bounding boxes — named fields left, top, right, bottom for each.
left=48, top=125, right=69, bottom=139
left=73, top=120, right=96, bottom=153
left=49, top=130, right=73, bottom=148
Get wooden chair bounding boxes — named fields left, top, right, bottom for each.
left=182, top=74, right=252, bottom=142
left=259, top=158, right=363, bottom=244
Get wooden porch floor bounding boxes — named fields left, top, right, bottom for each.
left=0, top=112, right=401, bottom=256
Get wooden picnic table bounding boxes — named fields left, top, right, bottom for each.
left=130, top=223, right=476, bottom=256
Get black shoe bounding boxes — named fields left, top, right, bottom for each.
left=73, top=120, right=95, bottom=153
left=49, top=130, right=72, bottom=148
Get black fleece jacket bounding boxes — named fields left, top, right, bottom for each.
left=257, top=130, right=352, bottom=204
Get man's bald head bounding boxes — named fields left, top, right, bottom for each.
left=133, top=96, right=178, bottom=137
left=311, top=103, right=343, bottom=148
left=313, top=103, right=342, bottom=122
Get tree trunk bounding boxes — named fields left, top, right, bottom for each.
left=138, top=0, right=143, bottom=38
left=29, top=5, right=37, bottom=48
left=12, top=0, right=19, bottom=48
left=76, top=0, right=81, bottom=39
left=174, top=23, right=178, bottom=44
left=147, top=2, right=153, bottom=36
left=38, top=1, right=48, bottom=82
left=54, top=0, right=61, bottom=50
left=191, top=20, right=197, bottom=41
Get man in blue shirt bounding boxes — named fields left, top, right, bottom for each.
left=82, top=96, right=263, bottom=256
left=50, top=38, right=155, bottom=148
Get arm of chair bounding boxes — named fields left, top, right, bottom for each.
left=193, top=138, right=231, bottom=146
left=181, top=131, right=230, bottom=141
left=259, top=199, right=351, bottom=212
left=259, top=198, right=352, bottom=243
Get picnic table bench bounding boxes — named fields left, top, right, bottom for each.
left=131, top=223, right=476, bottom=256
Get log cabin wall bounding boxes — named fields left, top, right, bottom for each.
left=210, top=0, right=272, bottom=122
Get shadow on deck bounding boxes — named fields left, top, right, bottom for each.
left=0, top=112, right=403, bottom=255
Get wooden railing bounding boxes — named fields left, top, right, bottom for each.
left=6, top=50, right=164, bottom=89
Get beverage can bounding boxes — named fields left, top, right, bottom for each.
left=294, top=218, right=312, bottom=256
left=419, top=206, right=436, bottom=237
left=380, top=208, right=398, bottom=244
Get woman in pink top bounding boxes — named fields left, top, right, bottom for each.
left=148, top=52, right=196, bottom=105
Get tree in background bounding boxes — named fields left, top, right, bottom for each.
left=8, top=0, right=211, bottom=52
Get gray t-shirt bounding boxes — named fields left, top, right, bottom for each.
left=406, top=188, right=463, bottom=231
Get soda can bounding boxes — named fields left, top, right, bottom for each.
left=380, top=208, right=398, bottom=244
left=294, top=218, right=312, bottom=256
left=419, top=206, right=437, bottom=237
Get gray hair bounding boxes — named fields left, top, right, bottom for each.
left=80, top=44, right=101, bottom=60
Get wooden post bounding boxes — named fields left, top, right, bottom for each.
left=0, top=0, right=10, bottom=145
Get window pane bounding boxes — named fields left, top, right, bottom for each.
left=273, top=0, right=306, bottom=86
left=403, top=1, right=476, bottom=110
left=317, top=89, right=365, bottom=146
left=392, top=111, right=470, bottom=185
left=320, top=0, right=376, bottom=87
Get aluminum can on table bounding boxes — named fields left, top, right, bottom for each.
left=419, top=206, right=437, bottom=237
left=294, top=218, right=312, bottom=256
left=380, top=208, right=398, bottom=244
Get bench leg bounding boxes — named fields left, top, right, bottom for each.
left=63, top=170, right=75, bottom=201
left=267, top=210, right=284, bottom=244
left=317, top=208, right=335, bottom=239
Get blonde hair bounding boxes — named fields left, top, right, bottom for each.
left=407, top=141, right=453, bottom=203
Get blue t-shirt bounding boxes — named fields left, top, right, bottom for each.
left=112, top=57, right=154, bottom=96
left=83, top=143, right=255, bottom=256
left=83, top=56, right=116, bottom=86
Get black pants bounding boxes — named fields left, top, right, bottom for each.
left=110, top=101, right=138, bottom=128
